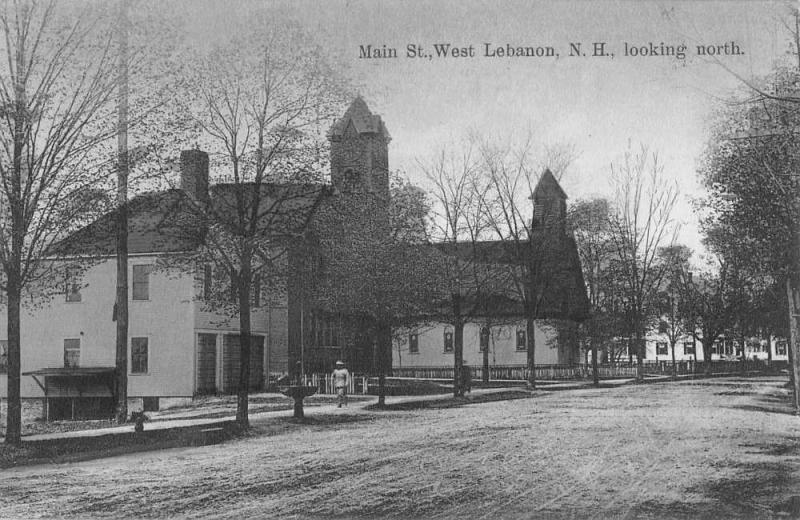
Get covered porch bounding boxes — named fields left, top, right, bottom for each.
left=23, top=367, right=116, bottom=421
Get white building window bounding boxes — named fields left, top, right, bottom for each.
left=132, top=265, right=152, bottom=300
left=131, top=337, right=148, bottom=374
left=409, top=333, right=419, bottom=354
left=64, top=339, right=80, bottom=368
left=443, top=329, right=454, bottom=353
left=65, top=272, right=82, bottom=303
left=516, top=329, right=527, bottom=351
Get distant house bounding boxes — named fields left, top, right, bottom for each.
left=592, top=332, right=789, bottom=363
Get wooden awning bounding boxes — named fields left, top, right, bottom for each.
left=23, top=367, right=116, bottom=421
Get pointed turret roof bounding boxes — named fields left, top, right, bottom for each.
left=329, top=96, right=390, bottom=140
left=532, top=169, right=567, bottom=200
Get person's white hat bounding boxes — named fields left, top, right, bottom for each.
left=335, top=360, right=344, bottom=366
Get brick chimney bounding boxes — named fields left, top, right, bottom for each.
left=180, top=149, right=209, bottom=203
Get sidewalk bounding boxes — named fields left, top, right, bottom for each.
left=16, top=382, right=637, bottom=444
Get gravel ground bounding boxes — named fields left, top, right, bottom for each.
left=1, top=376, right=799, bottom=519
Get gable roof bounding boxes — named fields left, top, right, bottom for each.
left=428, top=232, right=590, bottom=321
left=51, top=183, right=331, bottom=257
left=328, top=97, right=391, bottom=140
left=532, top=169, right=567, bottom=200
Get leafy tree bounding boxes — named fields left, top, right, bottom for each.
left=699, top=72, right=800, bottom=402
left=309, top=174, right=442, bottom=406
left=568, top=197, right=620, bottom=384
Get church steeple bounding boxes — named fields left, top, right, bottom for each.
left=532, top=169, right=567, bottom=232
left=329, top=97, right=390, bottom=195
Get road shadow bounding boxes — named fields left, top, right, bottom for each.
left=728, top=391, right=796, bottom=416
left=365, top=389, right=535, bottom=412
left=627, top=457, right=800, bottom=519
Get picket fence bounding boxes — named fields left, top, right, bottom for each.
left=390, top=359, right=783, bottom=382
left=303, top=360, right=785, bottom=394
left=300, top=373, right=370, bottom=395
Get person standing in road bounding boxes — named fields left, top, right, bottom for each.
left=332, top=360, right=349, bottom=407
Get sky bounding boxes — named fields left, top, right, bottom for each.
left=189, top=0, right=793, bottom=255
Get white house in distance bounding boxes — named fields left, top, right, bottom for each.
left=591, top=332, right=789, bottom=363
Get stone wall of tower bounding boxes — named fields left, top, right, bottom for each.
left=330, top=127, right=389, bottom=197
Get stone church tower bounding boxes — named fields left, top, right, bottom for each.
left=328, top=96, right=391, bottom=196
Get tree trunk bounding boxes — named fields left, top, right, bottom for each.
left=635, top=329, right=644, bottom=383
left=376, top=319, right=391, bottom=407
left=454, top=320, right=465, bottom=397
left=451, top=293, right=463, bottom=398
left=526, top=315, right=536, bottom=390
left=670, top=340, right=677, bottom=379
left=591, top=339, right=599, bottom=387
left=5, top=278, right=22, bottom=445
left=767, top=332, right=773, bottom=364
left=482, top=334, right=490, bottom=384
left=6, top=35, right=26, bottom=445
left=788, top=331, right=796, bottom=391
left=785, top=278, right=800, bottom=415
left=236, top=259, right=252, bottom=428
left=114, top=0, right=129, bottom=425
left=702, top=337, right=713, bottom=376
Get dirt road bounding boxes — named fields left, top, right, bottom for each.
left=1, top=377, right=799, bottom=519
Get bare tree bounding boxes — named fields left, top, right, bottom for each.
left=0, top=1, right=118, bottom=444
left=419, top=141, right=504, bottom=396
left=607, top=144, right=679, bottom=382
left=478, top=136, right=582, bottom=390
left=164, top=23, right=346, bottom=428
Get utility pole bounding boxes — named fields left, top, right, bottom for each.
left=114, top=0, right=130, bottom=424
